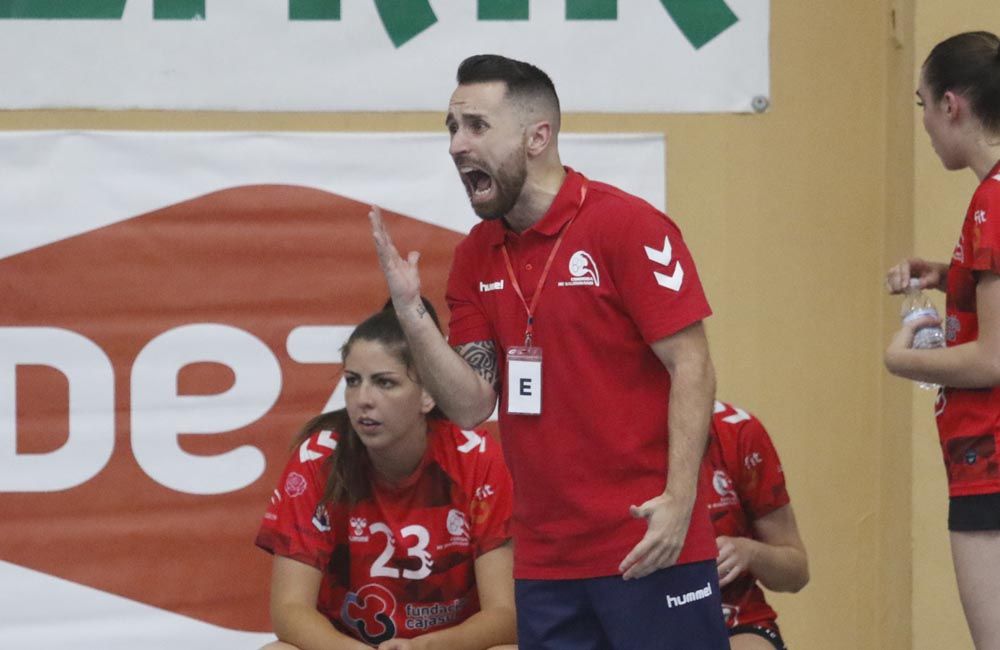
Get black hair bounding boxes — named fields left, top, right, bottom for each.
left=457, top=54, right=561, bottom=120
left=294, top=297, right=443, bottom=504
left=924, top=31, right=1000, bottom=134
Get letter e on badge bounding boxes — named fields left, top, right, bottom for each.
left=506, top=346, right=542, bottom=415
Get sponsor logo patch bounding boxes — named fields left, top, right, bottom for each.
left=342, top=583, right=397, bottom=645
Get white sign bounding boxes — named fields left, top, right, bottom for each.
left=0, top=0, right=769, bottom=112
left=0, top=131, right=665, bottom=649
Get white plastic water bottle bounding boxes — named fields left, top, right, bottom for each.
left=900, top=278, right=946, bottom=390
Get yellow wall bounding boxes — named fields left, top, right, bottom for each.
left=2, top=1, right=994, bottom=648
left=882, top=2, right=916, bottom=649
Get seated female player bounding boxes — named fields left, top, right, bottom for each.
left=256, top=299, right=517, bottom=650
left=707, top=401, right=809, bottom=650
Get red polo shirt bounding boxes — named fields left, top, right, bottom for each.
left=446, top=167, right=716, bottom=579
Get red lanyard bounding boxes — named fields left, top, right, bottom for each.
left=501, top=182, right=588, bottom=347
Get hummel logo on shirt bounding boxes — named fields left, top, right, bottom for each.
left=479, top=280, right=504, bottom=292
left=665, top=582, right=713, bottom=608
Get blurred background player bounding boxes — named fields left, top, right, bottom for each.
left=706, top=401, right=809, bottom=650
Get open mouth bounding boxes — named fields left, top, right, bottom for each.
left=459, top=166, right=495, bottom=203
left=356, top=417, right=381, bottom=432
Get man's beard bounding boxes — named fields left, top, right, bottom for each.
left=468, top=147, right=528, bottom=221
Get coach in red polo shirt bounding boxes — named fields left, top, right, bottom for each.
left=371, top=54, right=727, bottom=650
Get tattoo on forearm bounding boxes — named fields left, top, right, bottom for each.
left=415, top=303, right=427, bottom=319
left=457, top=341, right=499, bottom=390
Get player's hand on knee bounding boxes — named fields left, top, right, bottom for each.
left=715, top=535, right=754, bottom=587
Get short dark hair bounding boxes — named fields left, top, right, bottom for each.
left=457, top=54, right=561, bottom=118
left=924, top=31, right=1000, bottom=134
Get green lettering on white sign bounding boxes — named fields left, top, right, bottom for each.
left=289, top=0, right=339, bottom=20
left=0, top=0, right=126, bottom=18
left=565, top=0, right=737, bottom=48
left=154, top=0, right=204, bottom=19
left=478, top=0, right=528, bottom=21
left=660, top=0, right=738, bottom=48
left=0, top=0, right=203, bottom=19
left=0, top=0, right=740, bottom=49
left=566, top=0, right=615, bottom=20
left=373, top=0, right=437, bottom=48
left=287, top=0, right=436, bottom=47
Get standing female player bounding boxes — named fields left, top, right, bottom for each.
left=707, top=401, right=808, bottom=650
left=255, top=300, right=517, bottom=650
left=885, top=31, right=1000, bottom=649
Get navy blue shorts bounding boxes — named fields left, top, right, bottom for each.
left=514, top=560, right=729, bottom=650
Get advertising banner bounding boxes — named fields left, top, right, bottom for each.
left=0, top=0, right=769, bottom=112
left=0, top=130, right=665, bottom=648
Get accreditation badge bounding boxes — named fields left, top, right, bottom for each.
left=506, top=346, right=542, bottom=415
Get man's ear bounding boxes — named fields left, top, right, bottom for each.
left=526, top=121, right=553, bottom=157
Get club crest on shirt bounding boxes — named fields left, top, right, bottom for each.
left=709, top=470, right=739, bottom=509
left=438, top=509, right=471, bottom=550
left=557, top=250, right=600, bottom=287
left=447, top=509, right=470, bottom=537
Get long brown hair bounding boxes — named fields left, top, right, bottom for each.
left=293, top=298, right=443, bottom=505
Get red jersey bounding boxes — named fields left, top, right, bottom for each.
left=939, top=159, right=1000, bottom=497
left=705, top=401, right=790, bottom=629
left=255, top=419, right=512, bottom=646
left=447, top=167, right=716, bottom=579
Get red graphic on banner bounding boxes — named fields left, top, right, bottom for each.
left=0, top=185, right=463, bottom=631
